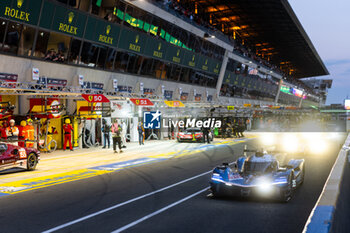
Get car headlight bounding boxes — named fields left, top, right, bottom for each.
left=258, top=182, right=273, bottom=193
left=261, top=133, right=275, bottom=146
left=283, top=134, right=299, bottom=152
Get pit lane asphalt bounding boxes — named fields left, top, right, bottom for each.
left=0, top=135, right=345, bottom=233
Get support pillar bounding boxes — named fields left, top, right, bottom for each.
left=215, top=50, right=229, bottom=98
left=274, top=79, right=283, bottom=104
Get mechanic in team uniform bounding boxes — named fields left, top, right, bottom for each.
left=202, top=125, right=210, bottom=144
left=63, top=118, right=74, bottom=151
left=6, top=119, right=19, bottom=146
left=137, top=122, right=144, bottom=145
left=24, top=118, right=35, bottom=148
left=18, top=120, right=27, bottom=147
left=101, top=119, right=111, bottom=149
left=111, top=120, right=123, bottom=153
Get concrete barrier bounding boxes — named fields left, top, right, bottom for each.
left=303, top=134, right=350, bottom=233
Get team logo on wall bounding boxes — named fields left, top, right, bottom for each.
left=158, top=43, right=162, bottom=50
left=135, top=35, right=139, bottom=43
left=143, top=110, right=161, bottom=129
left=106, top=25, right=111, bottom=35
left=192, top=55, right=195, bottom=61
left=177, top=49, right=180, bottom=56
left=17, top=0, right=23, bottom=8
left=68, top=12, right=74, bottom=24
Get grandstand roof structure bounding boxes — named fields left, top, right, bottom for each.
left=193, top=0, right=329, bottom=79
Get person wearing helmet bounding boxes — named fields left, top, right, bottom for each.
left=25, top=118, right=35, bottom=147
left=63, top=118, right=74, bottom=151
left=6, top=119, right=19, bottom=146
left=18, top=120, right=27, bottom=147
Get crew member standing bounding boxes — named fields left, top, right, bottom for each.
left=111, top=120, right=123, bottom=153
left=137, top=122, right=144, bottom=145
left=25, top=118, right=35, bottom=148
left=63, top=118, right=74, bottom=151
left=18, top=120, right=27, bottom=147
left=6, top=119, right=19, bottom=146
left=202, top=126, right=210, bottom=144
left=101, top=119, right=110, bottom=149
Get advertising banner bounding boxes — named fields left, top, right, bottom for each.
left=144, top=37, right=168, bottom=60
left=130, top=98, right=153, bottom=106
left=164, top=101, right=185, bottom=107
left=40, top=2, right=86, bottom=38
left=1, top=0, right=42, bottom=25
left=165, top=44, right=184, bottom=65
left=82, top=94, right=109, bottom=103
left=78, top=75, right=84, bottom=85
left=85, top=17, right=120, bottom=47
left=118, top=28, right=147, bottom=54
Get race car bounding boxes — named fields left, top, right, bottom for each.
left=177, top=128, right=213, bottom=143
left=0, top=143, right=40, bottom=172
left=210, top=149, right=305, bottom=202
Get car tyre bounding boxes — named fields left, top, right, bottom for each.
left=299, top=163, right=305, bottom=185
left=279, top=173, right=294, bottom=203
left=27, top=152, right=38, bottom=171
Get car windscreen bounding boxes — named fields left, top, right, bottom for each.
left=0, top=143, right=8, bottom=154
left=243, top=161, right=271, bottom=173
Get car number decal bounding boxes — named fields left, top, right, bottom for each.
left=19, top=149, right=27, bottom=159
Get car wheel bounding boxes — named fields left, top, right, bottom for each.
left=27, top=152, right=38, bottom=171
left=279, top=174, right=294, bottom=203
left=211, top=184, right=223, bottom=198
left=300, top=163, right=305, bottom=185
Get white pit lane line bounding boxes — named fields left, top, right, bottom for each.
left=42, top=160, right=236, bottom=233
left=111, top=187, right=209, bottom=233
left=42, top=169, right=219, bottom=233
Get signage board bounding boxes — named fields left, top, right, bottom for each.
left=227, top=106, right=235, bottom=110
left=78, top=75, right=84, bottom=85
left=82, top=94, right=109, bottom=103
left=1, top=0, right=42, bottom=25
left=118, top=28, right=147, bottom=54
left=130, top=98, right=153, bottom=106
left=85, top=17, right=120, bottom=47
left=164, top=100, right=185, bottom=107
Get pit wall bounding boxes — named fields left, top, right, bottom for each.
left=303, top=134, right=350, bottom=233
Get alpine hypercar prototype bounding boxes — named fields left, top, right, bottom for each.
left=177, top=128, right=213, bottom=143
left=0, top=143, right=40, bottom=172
left=210, top=150, right=304, bottom=202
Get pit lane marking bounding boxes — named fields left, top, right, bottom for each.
left=111, top=187, right=209, bottom=233
left=41, top=171, right=216, bottom=233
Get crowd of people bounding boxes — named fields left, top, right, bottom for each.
left=44, top=49, right=66, bottom=63
left=0, top=119, right=35, bottom=147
